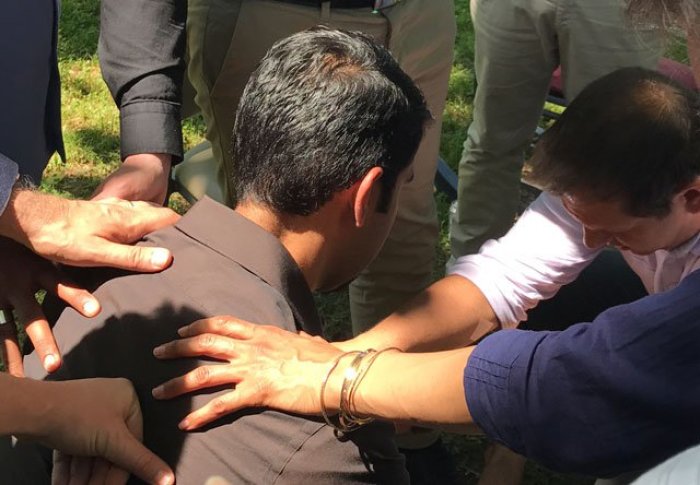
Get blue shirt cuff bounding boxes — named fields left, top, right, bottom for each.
left=0, top=153, right=18, bottom=215
left=464, top=329, right=547, bottom=454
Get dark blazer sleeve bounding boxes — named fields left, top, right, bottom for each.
left=0, top=153, right=18, bottom=215
left=464, top=269, right=700, bottom=477
left=98, top=0, right=187, bottom=162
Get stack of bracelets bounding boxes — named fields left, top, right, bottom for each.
left=320, top=347, right=400, bottom=435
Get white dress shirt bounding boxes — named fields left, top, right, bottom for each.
left=449, top=192, right=700, bottom=327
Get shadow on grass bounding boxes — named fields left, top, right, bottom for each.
left=72, top=127, right=120, bottom=160
left=41, top=173, right=102, bottom=199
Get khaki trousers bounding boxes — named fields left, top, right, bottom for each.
left=449, top=0, right=661, bottom=257
left=180, top=0, right=456, bottom=336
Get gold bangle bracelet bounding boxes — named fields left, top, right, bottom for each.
left=345, top=347, right=400, bottom=423
left=320, top=351, right=362, bottom=435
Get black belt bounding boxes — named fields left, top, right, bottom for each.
left=274, top=0, right=377, bottom=9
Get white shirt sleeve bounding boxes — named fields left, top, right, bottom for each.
left=629, top=444, right=700, bottom=485
left=448, top=192, right=602, bottom=327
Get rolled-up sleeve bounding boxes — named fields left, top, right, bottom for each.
left=0, top=154, right=18, bottom=215
left=99, top=0, right=186, bottom=161
left=449, top=193, right=601, bottom=327
left=464, top=268, right=700, bottom=476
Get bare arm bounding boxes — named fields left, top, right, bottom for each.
left=351, top=347, right=479, bottom=433
left=152, top=317, right=481, bottom=433
left=342, top=275, right=498, bottom=353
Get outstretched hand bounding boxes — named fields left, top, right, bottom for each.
left=0, top=238, right=100, bottom=376
left=152, top=316, right=343, bottom=430
left=1, top=190, right=179, bottom=272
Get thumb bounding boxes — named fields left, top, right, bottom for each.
left=114, top=204, right=181, bottom=243
left=105, top=429, right=175, bottom=485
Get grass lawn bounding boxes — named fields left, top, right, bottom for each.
left=49, top=2, right=688, bottom=483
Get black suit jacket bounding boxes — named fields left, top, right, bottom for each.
left=1, top=0, right=63, bottom=184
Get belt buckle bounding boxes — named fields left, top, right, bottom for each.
left=373, top=0, right=400, bottom=11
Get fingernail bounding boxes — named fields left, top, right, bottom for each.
left=153, top=345, right=165, bottom=357
left=157, top=471, right=175, bottom=485
left=178, top=418, right=190, bottom=430
left=152, top=385, right=164, bottom=398
left=82, top=299, right=99, bottom=316
left=150, top=248, right=171, bottom=268
left=177, top=326, right=188, bottom=336
left=44, top=354, right=58, bottom=371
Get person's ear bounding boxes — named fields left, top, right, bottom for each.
left=680, top=178, right=700, bottom=214
left=353, top=167, right=384, bottom=228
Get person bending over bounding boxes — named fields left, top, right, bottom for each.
left=153, top=67, right=700, bottom=480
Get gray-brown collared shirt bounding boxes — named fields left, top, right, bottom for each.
left=6, top=197, right=408, bottom=484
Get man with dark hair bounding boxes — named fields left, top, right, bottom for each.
left=2, top=27, right=429, bottom=483
left=323, top=66, right=700, bottom=479
left=231, top=27, right=426, bottom=217
left=146, top=66, right=700, bottom=481
left=532, top=67, right=700, bottom=220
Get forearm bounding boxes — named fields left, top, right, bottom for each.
left=344, top=275, right=498, bottom=352
left=351, top=348, right=479, bottom=433
left=0, top=374, right=54, bottom=438
left=0, top=188, right=60, bottom=247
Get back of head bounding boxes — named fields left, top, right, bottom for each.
left=531, top=66, right=700, bottom=216
left=232, top=26, right=430, bottom=216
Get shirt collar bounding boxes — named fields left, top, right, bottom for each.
left=656, top=232, right=700, bottom=260
left=174, top=197, right=322, bottom=335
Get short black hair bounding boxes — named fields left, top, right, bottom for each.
left=531, top=67, right=700, bottom=217
left=231, top=26, right=430, bottom=216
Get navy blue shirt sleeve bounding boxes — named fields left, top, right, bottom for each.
left=0, top=153, right=18, bottom=215
left=465, top=268, right=700, bottom=477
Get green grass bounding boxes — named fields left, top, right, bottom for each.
left=50, top=2, right=688, bottom=483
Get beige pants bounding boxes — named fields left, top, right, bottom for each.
left=179, top=0, right=456, bottom=337
left=449, top=0, right=662, bottom=257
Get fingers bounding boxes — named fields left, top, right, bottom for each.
left=87, top=459, right=110, bottom=485
left=153, top=334, right=240, bottom=361
left=85, top=240, right=173, bottom=273
left=103, top=465, right=130, bottom=485
left=152, top=364, right=242, bottom=400
left=69, top=456, right=93, bottom=485
left=102, top=428, right=174, bottom=485
left=178, top=390, right=248, bottom=431
left=106, top=202, right=180, bottom=243
left=47, top=197, right=178, bottom=272
left=52, top=450, right=71, bottom=485
left=177, top=316, right=260, bottom=340
left=39, top=271, right=101, bottom=318
left=0, top=313, right=23, bottom=376
left=53, top=453, right=129, bottom=485
left=16, top=298, right=61, bottom=373
left=205, top=477, right=233, bottom=485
